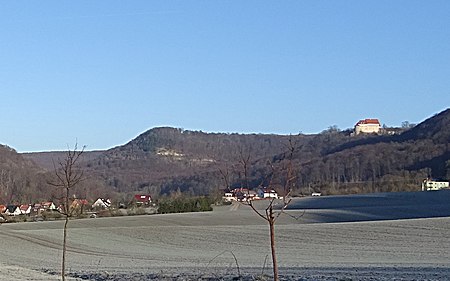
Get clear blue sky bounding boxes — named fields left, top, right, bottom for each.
left=1, top=1, right=449, bottom=152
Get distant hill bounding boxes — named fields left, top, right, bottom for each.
left=82, top=128, right=312, bottom=195
left=0, top=145, right=40, bottom=171
left=0, top=145, right=50, bottom=204
left=19, top=108, right=450, bottom=200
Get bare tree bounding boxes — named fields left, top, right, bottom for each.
left=218, top=163, right=232, bottom=192
left=48, top=143, right=85, bottom=281
left=0, top=169, right=20, bottom=204
left=232, top=139, right=297, bottom=281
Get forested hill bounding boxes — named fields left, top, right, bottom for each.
left=0, top=145, right=49, bottom=204
left=398, top=108, right=450, bottom=143
left=110, top=127, right=309, bottom=161
left=76, top=108, right=450, bottom=197
left=18, top=108, right=450, bottom=199
left=286, top=108, right=450, bottom=195
left=83, top=128, right=312, bottom=195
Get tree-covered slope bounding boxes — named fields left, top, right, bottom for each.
left=20, top=108, right=450, bottom=199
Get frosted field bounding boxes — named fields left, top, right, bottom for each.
left=1, top=191, right=450, bottom=280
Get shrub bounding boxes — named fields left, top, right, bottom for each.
left=41, top=210, right=63, bottom=220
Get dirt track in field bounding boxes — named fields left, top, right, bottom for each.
left=1, top=192, right=450, bottom=280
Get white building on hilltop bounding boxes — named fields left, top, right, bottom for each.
left=354, top=119, right=381, bottom=135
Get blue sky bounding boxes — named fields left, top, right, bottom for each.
left=1, top=1, right=449, bottom=152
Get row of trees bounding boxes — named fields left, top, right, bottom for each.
left=158, top=196, right=213, bottom=214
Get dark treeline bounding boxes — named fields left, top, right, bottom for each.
left=158, top=196, right=213, bottom=214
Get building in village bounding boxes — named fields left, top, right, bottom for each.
left=134, top=194, right=152, bottom=206
left=92, top=198, right=112, bottom=209
left=257, top=188, right=278, bottom=199
left=422, top=178, right=449, bottom=191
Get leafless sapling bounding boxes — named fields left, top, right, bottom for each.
left=48, top=143, right=85, bottom=281
left=237, top=139, right=297, bottom=281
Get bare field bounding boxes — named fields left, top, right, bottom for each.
left=1, top=193, right=450, bottom=280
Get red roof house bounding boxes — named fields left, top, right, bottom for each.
left=134, top=195, right=152, bottom=205
left=19, top=204, right=32, bottom=215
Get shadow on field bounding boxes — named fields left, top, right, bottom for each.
left=285, top=190, right=450, bottom=223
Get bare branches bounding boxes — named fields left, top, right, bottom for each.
left=48, top=142, right=85, bottom=281
left=247, top=200, right=269, bottom=222
left=220, top=137, right=299, bottom=281
left=218, top=165, right=231, bottom=191
left=238, top=146, right=251, bottom=190
left=48, top=144, right=85, bottom=215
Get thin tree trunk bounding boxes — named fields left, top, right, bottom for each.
left=269, top=213, right=279, bottom=281
left=49, top=143, right=85, bottom=281
left=62, top=216, right=68, bottom=281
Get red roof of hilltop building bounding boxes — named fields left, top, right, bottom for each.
left=356, top=119, right=380, bottom=126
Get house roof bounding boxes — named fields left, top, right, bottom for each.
left=356, top=119, right=380, bottom=126
left=93, top=198, right=111, bottom=207
left=6, top=205, right=18, bottom=213
left=42, top=202, right=54, bottom=207
left=260, top=188, right=277, bottom=193
left=19, top=204, right=30, bottom=211
left=134, top=195, right=152, bottom=202
left=72, top=199, right=89, bottom=206
left=95, top=198, right=111, bottom=203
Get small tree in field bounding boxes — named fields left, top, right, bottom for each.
left=232, top=140, right=297, bottom=281
left=48, top=143, right=85, bottom=281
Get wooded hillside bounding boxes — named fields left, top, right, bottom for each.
left=0, top=145, right=49, bottom=204
left=9, top=108, right=450, bottom=202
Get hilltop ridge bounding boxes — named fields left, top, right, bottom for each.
left=10, top=108, right=450, bottom=201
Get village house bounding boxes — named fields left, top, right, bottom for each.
left=32, top=202, right=57, bottom=214
left=71, top=199, right=89, bottom=208
left=354, top=119, right=381, bottom=135
left=257, top=188, right=278, bottom=199
left=19, top=204, right=32, bottom=215
left=134, top=194, right=152, bottom=206
left=41, top=202, right=56, bottom=211
left=422, top=179, right=449, bottom=191
left=223, top=188, right=260, bottom=202
left=245, top=190, right=258, bottom=201
left=69, top=199, right=90, bottom=214
left=92, top=198, right=111, bottom=209
left=5, top=205, right=21, bottom=216
left=32, top=203, right=42, bottom=213
left=222, top=192, right=236, bottom=202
